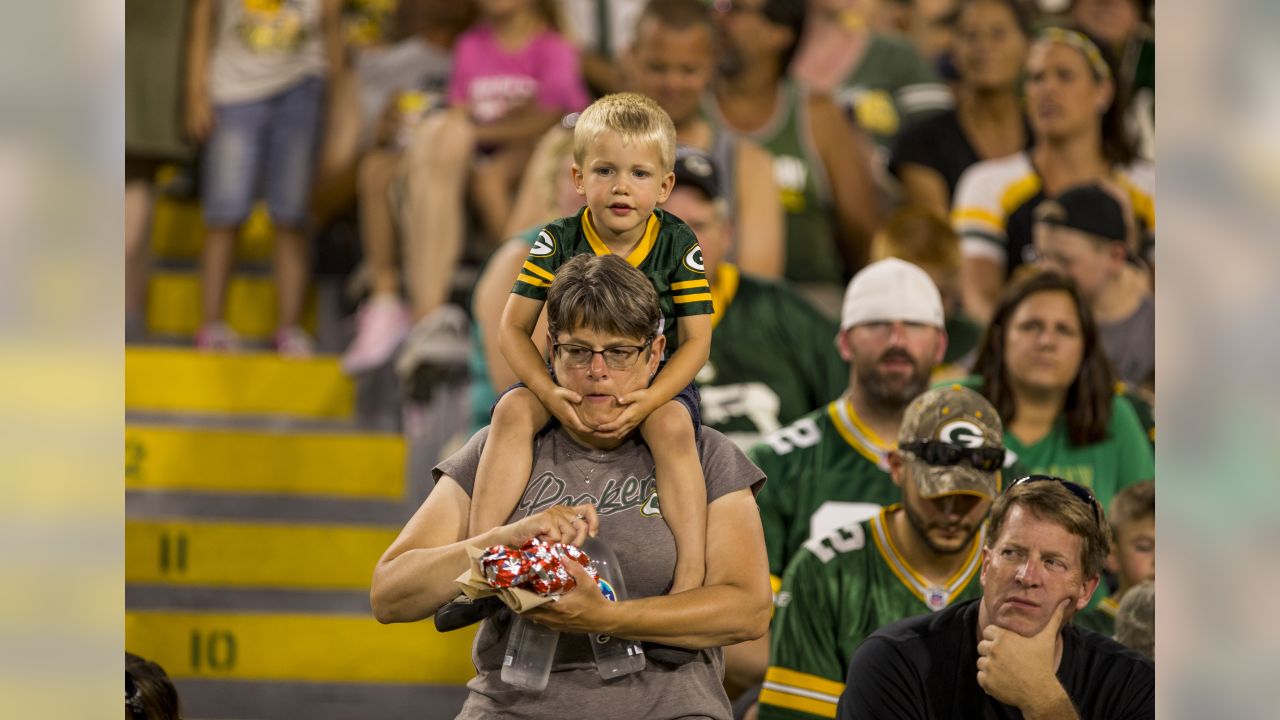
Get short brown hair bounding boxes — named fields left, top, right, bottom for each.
left=574, top=92, right=677, bottom=171
left=638, top=0, right=714, bottom=32
left=870, top=206, right=961, bottom=271
left=546, top=254, right=661, bottom=343
left=1108, top=480, right=1154, bottom=539
left=986, top=478, right=1111, bottom=579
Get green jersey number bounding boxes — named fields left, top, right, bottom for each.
left=762, top=418, right=822, bottom=455
left=802, top=523, right=867, bottom=563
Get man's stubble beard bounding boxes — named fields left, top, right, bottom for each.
left=903, top=496, right=980, bottom=556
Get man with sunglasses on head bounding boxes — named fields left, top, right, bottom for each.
left=727, top=258, right=955, bottom=695
left=836, top=475, right=1154, bottom=719
left=760, top=385, right=1008, bottom=720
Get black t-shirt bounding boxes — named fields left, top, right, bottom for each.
left=888, top=110, right=1033, bottom=201
left=837, top=598, right=1154, bottom=720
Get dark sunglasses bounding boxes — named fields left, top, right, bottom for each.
left=900, top=440, right=1006, bottom=472
left=1006, top=474, right=1102, bottom=525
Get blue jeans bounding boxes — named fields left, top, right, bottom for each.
left=201, top=77, right=324, bottom=227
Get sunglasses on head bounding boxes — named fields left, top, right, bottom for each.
left=1007, top=474, right=1102, bottom=525
left=900, top=440, right=1006, bottom=472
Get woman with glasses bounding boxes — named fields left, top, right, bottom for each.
left=371, top=254, right=771, bottom=718
left=960, top=270, right=1152, bottom=513
left=951, top=25, right=1155, bottom=323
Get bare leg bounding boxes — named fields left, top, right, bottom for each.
left=125, top=179, right=153, bottom=333
left=273, top=225, right=311, bottom=329
left=469, top=142, right=534, bottom=249
left=640, top=400, right=707, bottom=593
left=401, top=109, right=474, bottom=322
left=356, top=148, right=403, bottom=297
left=310, top=66, right=362, bottom=225
left=200, top=225, right=239, bottom=325
left=470, top=387, right=551, bottom=534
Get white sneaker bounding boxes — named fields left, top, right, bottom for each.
left=196, top=322, right=242, bottom=353
left=276, top=326, right=315, bottom=359
left=341, top=295, right=411, bottom=374
left=394, top=304, right=471, bottom=380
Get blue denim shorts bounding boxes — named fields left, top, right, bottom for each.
left=201, top=76, right=324, bottom=227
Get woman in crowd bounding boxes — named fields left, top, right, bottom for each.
left=952, top=25, right=1154, bottom=322
left=371, top=254, right=771, bottom=718
left=889, top=0, right=1033, bottom=218
left=963, top=270, right=1152, bottom=512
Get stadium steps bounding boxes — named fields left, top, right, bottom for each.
left=146, top=199, right=318, bottom=343
left=127, top=194, right=473, bottom=718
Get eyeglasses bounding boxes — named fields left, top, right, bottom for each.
left=1006, top=474, right=1102, bottom=525
left=900, top=440, right=1006, bottom=472
left=553, top=341, right=651, bottom=369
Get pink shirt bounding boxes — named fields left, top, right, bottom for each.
left=447, top=24, right=590, bottom=124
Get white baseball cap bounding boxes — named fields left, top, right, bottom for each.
left=839, top=258, right=945, bottom=331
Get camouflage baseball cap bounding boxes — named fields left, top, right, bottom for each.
left=898, top=385, right=1005, bottom=500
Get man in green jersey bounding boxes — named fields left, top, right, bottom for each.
left=760, top=385, right=1005, bottom=720
left=726, top=257, right=948, bottom=695
left=662, top=146, right=848, bottom=450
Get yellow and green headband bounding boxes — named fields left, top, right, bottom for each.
left=1037, top=27, right=1111, bottom=82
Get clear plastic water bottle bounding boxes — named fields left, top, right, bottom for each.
left=501, top=614, right=559, bottom=691
left=582, top=536, right=646, bottom=679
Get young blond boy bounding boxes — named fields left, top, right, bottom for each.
left=1076, top=480, right=1155, bottom=635
left=471, top=93, right=713, bottom=593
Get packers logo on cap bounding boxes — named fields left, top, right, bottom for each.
left=938, top=419, right=986, bottom=448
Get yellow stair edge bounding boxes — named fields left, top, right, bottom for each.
left=125, top=347, right=354, bottom=419
left=126, top=610, right=478, bottom=685
left=147, top=271, right=318, bottom=340
left=126, top=519, right=399, bottom=589
left=150, top=194, right=275, bottom=263
left=126, top=426, right=405, bottom=500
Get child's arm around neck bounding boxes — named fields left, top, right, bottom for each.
left=497, top=294, right=561, bottom=405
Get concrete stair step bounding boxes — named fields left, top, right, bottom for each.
left=125, top=610, right=478, bottom=685
left=126, top=347, right=354, bottom=420
left=146, top=270, right=318, bottom=341
left=150, top=195, right=275, bottom=263
left=126, top=518, right=399, bottom=590
left=125, top=425, right=405, bottom=500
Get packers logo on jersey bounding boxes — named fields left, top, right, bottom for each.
left=530, top=230, right=556, bottom=258
left=938, top=420, right=986, bottom=448
left=640, top=491, right=662, bottom=517
left=683, top=244, right=705, bottom=273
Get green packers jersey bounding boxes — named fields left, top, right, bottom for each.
left=512, top=207, right=713, bottom=357
left=699, top=265, right=848, bottom=449
left=760, top=506, right=985, bottom=720
left=834, top=34, right=952, bottom=153
left=1074, top=594, right=1119, bottom=637
left=749, top=398, right=899, bottom=580
left=950, top=377, right=1154, bottom=514
left=704, top=80, right=842, bottom=286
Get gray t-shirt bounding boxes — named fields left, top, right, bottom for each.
left=1099, top=295, right=1155, bottom=388
left=209, top=0, right=327, bottom=105
left=433, top=427, right=766, bottom=720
